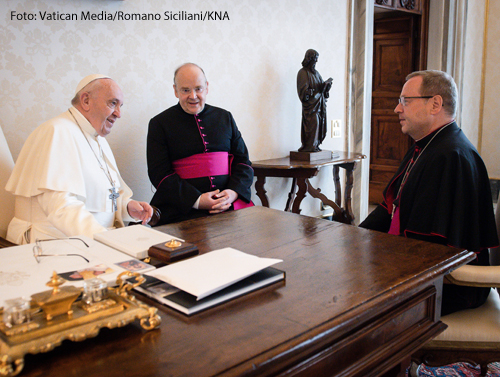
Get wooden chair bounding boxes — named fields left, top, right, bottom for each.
left=0, top=124, right=15, bottom=243
left=412, top=199, right=500, bottom=375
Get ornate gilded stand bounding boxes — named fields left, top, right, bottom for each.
left=0, top=272, right=161, bottom=376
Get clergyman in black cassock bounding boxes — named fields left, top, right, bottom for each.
left=360, top=70, right=498, bottom=316
left=147, top=63, right=253, bottom=226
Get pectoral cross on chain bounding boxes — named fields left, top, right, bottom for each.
left=109, top=187, right=120, bottom=212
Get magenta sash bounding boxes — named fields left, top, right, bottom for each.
left=233, top=199, right=254, bottom=210
left=388, top=206, right=400, bottom=235
left=172, top=152, right=253, bottom=210
left=172, top=152, right=229, bottom=179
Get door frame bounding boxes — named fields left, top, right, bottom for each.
left=346, top=0, right=465, bottom=223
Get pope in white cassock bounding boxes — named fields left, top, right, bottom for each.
left=5, top=74, right=153, bottom=244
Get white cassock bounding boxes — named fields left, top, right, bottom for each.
left=5, top=107, right=134, bottom=244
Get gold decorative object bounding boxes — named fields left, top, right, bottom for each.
left=31, top=271, right=81, bottom=321
left=164, top=239, right=182, bottom=249
left=0, top=272, right=161, bottom=377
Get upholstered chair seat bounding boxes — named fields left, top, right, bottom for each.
left=435, top=289, right=500, bottom=343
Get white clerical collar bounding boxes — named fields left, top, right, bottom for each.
left=69, top=107, right=100, bottom=138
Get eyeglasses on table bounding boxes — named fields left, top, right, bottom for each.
left=32, top=238, right=90, bottom=263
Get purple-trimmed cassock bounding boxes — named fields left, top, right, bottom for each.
left=360, top=122, right=498, bottom=316
left=147, top=103, right=253, bottom=225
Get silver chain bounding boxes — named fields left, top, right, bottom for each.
left=68, top=108, right=119, bottom=211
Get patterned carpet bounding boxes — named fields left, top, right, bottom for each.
left=407, top=362, right=500, bottom=377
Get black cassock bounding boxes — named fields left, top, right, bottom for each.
left=360, top=122, right=498, bottom=315
left=147, top=103, right=253, bottom=225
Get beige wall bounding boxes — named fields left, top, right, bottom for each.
left=450, top=0, right=500, bottom=179
left=2, top=0, right=498, bottom=222
left=427, top=0, right=499, bottom=179
left=461, top=0, right=486, bottom=147
left=0, top=0, right=349, bottom=217
left=482, top=0, right=500, bottom=179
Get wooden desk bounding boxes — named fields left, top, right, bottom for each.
left=252, top=152, right=365, bottom=224
left=17, top=207, right=472, bottom=377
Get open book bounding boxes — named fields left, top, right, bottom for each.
left=139, top=248, right=285, bottom=315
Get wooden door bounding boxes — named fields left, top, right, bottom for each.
left=369, top=9, right=427, bottom=204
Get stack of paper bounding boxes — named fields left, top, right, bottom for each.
left=147, top=248, right=282, bottom=299
left=139, top=248, right=285, bottom=315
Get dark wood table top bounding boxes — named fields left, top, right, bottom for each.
left=252, top=152, right=365, bottom=170
left=17, top=207, right=472, bottom=377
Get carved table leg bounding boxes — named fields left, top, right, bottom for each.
left=339, top=162, right=357, bottom=224
left=333, top=165, right=341, bottom=207
left=285, top=178, right=297, bottom=212
left=254, top=175, right=269, bottom=208
left=291, top=178, right=308, bottom=214
left=306, top=179, right=349, bottom=224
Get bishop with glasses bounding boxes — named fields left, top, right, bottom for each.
left=360, top=70, right=498, bottom=316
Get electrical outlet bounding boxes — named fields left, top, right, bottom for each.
left=331, top=120, right=341, bottom=138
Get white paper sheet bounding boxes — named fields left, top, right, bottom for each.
left=146, top=248, right=282, bottom=300
left=0, top=236, right=154, bottom=308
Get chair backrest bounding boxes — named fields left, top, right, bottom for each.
left=0, top=125, right=14, bottom=238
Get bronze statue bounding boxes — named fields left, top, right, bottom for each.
left=297, top=49, right=333, bottom=152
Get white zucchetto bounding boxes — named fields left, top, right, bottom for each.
left=75, top=74, right=111, bottom=95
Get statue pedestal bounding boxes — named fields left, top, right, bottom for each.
left=290, top=150, right=338, bottom=162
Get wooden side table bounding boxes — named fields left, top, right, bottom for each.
left=252, top=151, right=365, bottom=224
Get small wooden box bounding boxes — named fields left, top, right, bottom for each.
left=148, top=240, right=199, bottom=264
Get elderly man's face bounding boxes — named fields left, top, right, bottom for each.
left=174, top=65, right=208, bottom=115
left=86, top=79, right=123, bottom=137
